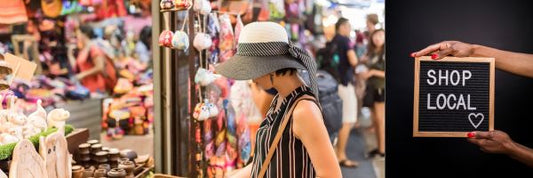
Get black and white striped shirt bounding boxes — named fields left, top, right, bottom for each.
left=250, top=86, right=316, bottom=178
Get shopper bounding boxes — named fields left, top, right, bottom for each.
left=362, top=29, right=386, bottom=158
left=365, top=14, right=379, bottom=39
left=135, top=26, right=152, bottom=66
left=330, top=17, right=360, bottom=168
left=68, top=25, right=117, bottom=93
left=217, top=22, right=341, bottom=177
left=412, top=40, right=533, bottom=168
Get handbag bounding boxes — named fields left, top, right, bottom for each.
left=258, top=95, right=317, bottom=178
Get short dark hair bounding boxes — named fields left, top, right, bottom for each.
left=275, top=68, right=297, bottom=76
left=367, top=14, right=379, bottom=25
left=335, top=17, right=349, bottom=32
left=79, top=25, right=96, bottom=39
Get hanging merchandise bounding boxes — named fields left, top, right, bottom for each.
left=171, top=30, right=189, bottom=50
left=193, top=14, right=212, bottom=52
left=60, top=0, right=84, bottom=16
left=223, top=99, right=238, bottom=172
left=160, top=0, right=192, bottom=11
left=193, top=33, right=212, bottom=51
left=95, top=0, right=128, bottom=19
left=41, top=0, right=63, bottom=18
left=218, top=14, right=234, bottom=63
left=193, top=0, right=212, bottom=15
left=233, top=15, right=243, bottom=49
left=0, top=0, right=28, bottom=24
left=158, top=30, right=174, bottom=48
left=268, top=0, right=285, bottom=20
left=194, top=68, right=220, bottom=86
left=170, top=12, right=190, bottom=51
left=207, top=13, right=220, bottom=64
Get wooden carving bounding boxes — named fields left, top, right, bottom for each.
left=0, top=168, right=7, bottom=178
left=39, top=127, right=72, bottom=178
left=9, top=139, right=47, bottom=178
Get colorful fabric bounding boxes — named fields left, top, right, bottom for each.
left=0, top=0, right=28, bottom=24
left=218, top=14, right=234, bottom=62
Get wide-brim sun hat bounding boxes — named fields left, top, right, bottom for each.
left=215, top=22, right=318, bottom=96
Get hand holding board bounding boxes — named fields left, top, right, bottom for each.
left=413, top=56, right=494, bottom=137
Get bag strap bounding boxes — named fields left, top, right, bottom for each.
left=258, top=94, right=317, bottom=178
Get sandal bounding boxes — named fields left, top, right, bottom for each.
left=339, top=159, right=359, bottom=168
left=367, top=149, right=386, bottom=159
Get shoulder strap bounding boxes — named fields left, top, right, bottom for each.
left=258, top=94, right=317, bottom=178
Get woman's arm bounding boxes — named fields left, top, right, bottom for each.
left=347, top=49, right=359, bottom=67
left=76, top=54, right=105, bottom=80
left=67, top=44, right=77, bottom=71
left=292, top=101, right=342, bottom=178
left=467, top=130, right=533, bottom=167
left=226, top=163, right=252, bottom=178
left=412, top=41, right=533, bottom=78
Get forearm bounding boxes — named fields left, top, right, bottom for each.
left=506, top=141, right=533, bottom=168
left=78, top=67, right=103, bottom=79
left=472, top=44, right=533, bottom=78
left=371, top=69, right=385, bottom=78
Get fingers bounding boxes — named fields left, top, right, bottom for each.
left=432, top=47, right=454, bottom=60
left=412, top=42, right=443, bottom=57
left=474, top=131, right=493, bottom=139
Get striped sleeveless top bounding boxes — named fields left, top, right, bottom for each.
left=250, top=86, right=317, bottom=177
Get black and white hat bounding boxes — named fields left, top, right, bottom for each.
left=215, top=22, right=318, bottom=96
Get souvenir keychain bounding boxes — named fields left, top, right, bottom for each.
left=171, top=12, right=190, bottom=51
left=158, top=13, right=174, bottom=47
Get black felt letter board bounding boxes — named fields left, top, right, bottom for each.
left=413, top=56, right=494, bottom=137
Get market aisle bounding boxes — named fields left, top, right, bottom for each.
left=341, top=128, right=379, bottom=178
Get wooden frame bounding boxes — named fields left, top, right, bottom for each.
left=413, top=56, right=495, bottom=137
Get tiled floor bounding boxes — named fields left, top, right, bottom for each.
left=340, top=127, right=384, bottom=178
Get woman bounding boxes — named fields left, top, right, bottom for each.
left=412, top=40, right=533, bottom=167
left=218, top=22, right=341, bottom=177
left=361, top=29, right=386, bottom=158
left=68, top=25, right=117, bottom=93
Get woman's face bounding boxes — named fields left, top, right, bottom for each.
left=76, top=29, right=88, bottom=48
left=372, top=30, right=385, bottom=48
left=253, top=74, right=273, bottom=90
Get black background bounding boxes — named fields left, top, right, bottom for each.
left=419, top=62, right=489, bottom=132
left=386, top=0, right=533, bottom=177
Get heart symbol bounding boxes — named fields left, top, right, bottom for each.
left=468, top=113, right=484, bottom=129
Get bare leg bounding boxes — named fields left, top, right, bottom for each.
left=336, top=123, right=358, bottom=166
left=373, top=102, right=385, bottom=153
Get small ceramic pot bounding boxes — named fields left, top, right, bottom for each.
left=94, top=168, right=107, bottom=177
left=107, top=168, right=127, bottom=178
left=87, top=140, right=99, bottom=145
left=78, top=143, right=91, bottom=154
left=119, top=149, right=137, bottom=161
left=118, top=158, right=130, bottom=164
left=91, top=144, right=103, bottom=155
left=108, top=149, right=120, bottom=161
left=118, top=160, right=135, bottom=178
left=94, top=151, right=109, bottom=164
left=98, top=164, right=111, bottom=172
left=82, top=169, right=94, bottom=177
left=72, top=165, right=85, bottom=178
